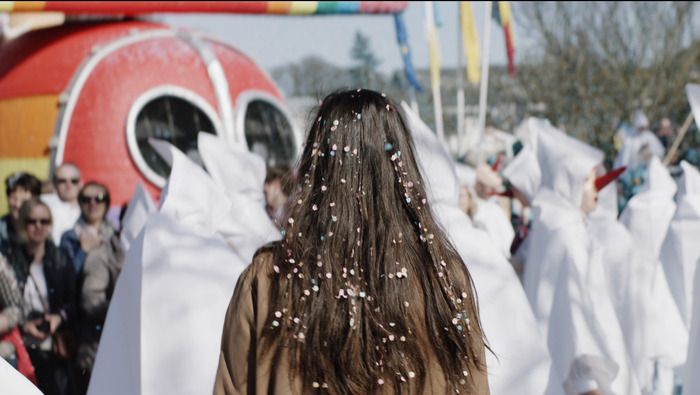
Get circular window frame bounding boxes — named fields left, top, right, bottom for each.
left=126, top=85, right=223, bottom=188
left=235, top=90, right=301, bottom=163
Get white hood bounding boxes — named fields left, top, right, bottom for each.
left=0, top=356, right=43, bottom=395
left=403, top=102, right=553, bottom=395
left=660, top=161, right=700, bottom=327
left=197, top=133, right=267, bottom=206
left=401, top=102, right=460, bottom=207
left=119, top=183, right=156, bottom=252
left=90, top=141, right=276, bottom=395
left=503, top=144, right=540, bottom=204
left=620, top=157, right=676, bottom=259
left=536, top=121, right=604, bottom=210
left=454, top=163, right=477, bottom=188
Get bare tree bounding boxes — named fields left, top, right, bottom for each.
left=514, top=1, right=700, bottom=160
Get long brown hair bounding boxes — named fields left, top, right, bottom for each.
left=263, top=89, right=486, bottom=394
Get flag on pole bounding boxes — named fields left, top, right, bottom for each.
left=432, top=1, right=443, bottom=27
left=393, top=13, right=422, bottom=91
left=427, top=18, right=441, bottom=92
left=492, top=1, right=516, bottom=76
left=460, top=1, right=480, bottom=84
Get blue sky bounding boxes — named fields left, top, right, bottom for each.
left=161, top=2, right=513, bottom=74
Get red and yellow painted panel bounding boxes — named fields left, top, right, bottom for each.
left=0, top=94, right=57, bottom=215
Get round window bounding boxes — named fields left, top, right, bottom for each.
left=134, top=95, right=216, bottom=179
left=243, top=99, right=296, bottom=166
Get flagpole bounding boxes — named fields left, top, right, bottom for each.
left=409, top=87, right=419, bottom=115
left=456, top=2, right=465, bottom=157
left=425, top=1, right=445, bottom=143
left=476, top=1, right=492, bottom=163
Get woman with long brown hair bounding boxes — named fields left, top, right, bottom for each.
left=215, top=89, right=489, bottom=394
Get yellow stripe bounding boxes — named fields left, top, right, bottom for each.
left=267, top=1, right=291, bottom=14
left=12, top=1, right=46, bottom=11
left=427, top=25, right=441, bottom=89
left=0, top=95, right=59, bottom=157
left=460, top=2, right=480, bottom=84
left=0, top=2, right=15, bottom=11
left=289, top=1, right=317, bottom=14
left=0, top=157, right=50, bottom=216
left=498, top=1, right=514, bottom=45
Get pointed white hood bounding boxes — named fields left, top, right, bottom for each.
left=197, top=133, right=267, bottom=206
left=402, top=102, right=553, bottom=395
left=536, top=121, right=604, bottom=210
left=90, top=141, right=255, bottom=395
left=401, top=102, right=460, bottom=207
left=660, top=161, right=700, bottom=327
left=620, top=157, right=676, bottom=259
left=119, top=183, right=156, bottom=252
left=0, top=356, right=42, bottom=395
left=503, top=118, right=543, bottom=204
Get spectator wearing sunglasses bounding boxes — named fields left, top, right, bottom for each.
left=59, top=182, right=113, bottom=275
left=42, top=164, right=82, bottom=245
left=5, top=198, right=76, bottom=395
left=1, top=173, right=42, bottom=255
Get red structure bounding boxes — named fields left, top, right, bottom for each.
left=0, top=20, right=297, bottom=207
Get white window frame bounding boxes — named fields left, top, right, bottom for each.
left=125, top=84, right=223, bottom=187
left=235, top=90, right=301, bottom=163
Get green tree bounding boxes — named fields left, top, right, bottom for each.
left=350, top=31, right=380, bottom=88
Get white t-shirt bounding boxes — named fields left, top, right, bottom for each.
left=41, top=193, right=81, bottom=243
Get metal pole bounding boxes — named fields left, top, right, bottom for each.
left=476, top=1, right=492, bottom=163
left=425, top=1, right=445, bottom=143
left=456, top=2, right=465, bottom=157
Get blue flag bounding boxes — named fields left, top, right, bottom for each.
left=394, top=13, right=423, bottom=92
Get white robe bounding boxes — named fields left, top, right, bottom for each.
left=473, top=197, right=514, bottom=258
left=403, top=102, right=553, bottom=395
left=0, top=357, right=42, bottom=395
left=683, top=260, right=700, bottom=395
left=590, top=183, right=687, bottom=394
left=89, top=139, right=279, bottom=395
left=660, top=161, right=700, bottom=327
left=614, top=129, right=665, bottom=170
left=525, top=123, right=641, bottom=395
left=41, top=193, right=80, bottom=243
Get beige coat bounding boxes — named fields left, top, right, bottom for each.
left=214, top=251, right=489, bottom=395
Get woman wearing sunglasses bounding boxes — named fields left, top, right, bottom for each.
left=60, top=181, right=124, bottom=392
left=5, top=198, right=76, bottom=395
left=59, top=182, right=113, bottom=276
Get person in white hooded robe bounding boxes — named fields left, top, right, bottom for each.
left=614, top=110, right=665, bottom=170
left=0, top=355, right=43, bottom=395
left=589, top=167, right=688, bottom=395
left=683, top=260, right=700, bottom=395
left=402, top=103, right=554, bottom=395
left=471, top=164, right=515, bottom=258
left=88, top=137, right=280, bottom=395
left=524, top=123, right=641, bottom=395
left=660, top=161, right=700, bottom=328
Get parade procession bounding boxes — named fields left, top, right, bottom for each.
left=1, top=2, right=700, bottom=395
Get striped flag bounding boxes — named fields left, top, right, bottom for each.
left=493, top=1, right=516, bottom=76
left=459, top=2, right=480, bottom=84
left=393, top=13, right=422, bottom=91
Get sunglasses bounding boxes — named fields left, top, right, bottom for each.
left=26, top=218, right=51, bottom=227
left=56, top=177, right=80, bottom=185
left=79, top=194, right=107, bottom=205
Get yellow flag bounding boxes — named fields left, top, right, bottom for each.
left=427, top=24, right=441, bottom=90
left=460, top=2, right=480, bottom=84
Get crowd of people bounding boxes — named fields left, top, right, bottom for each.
left=0, top=164, right=126, bottom=394
left=0, top=89, right=698, bottom=395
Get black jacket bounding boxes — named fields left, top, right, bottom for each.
left=6, top=240, right=76, bottom=326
